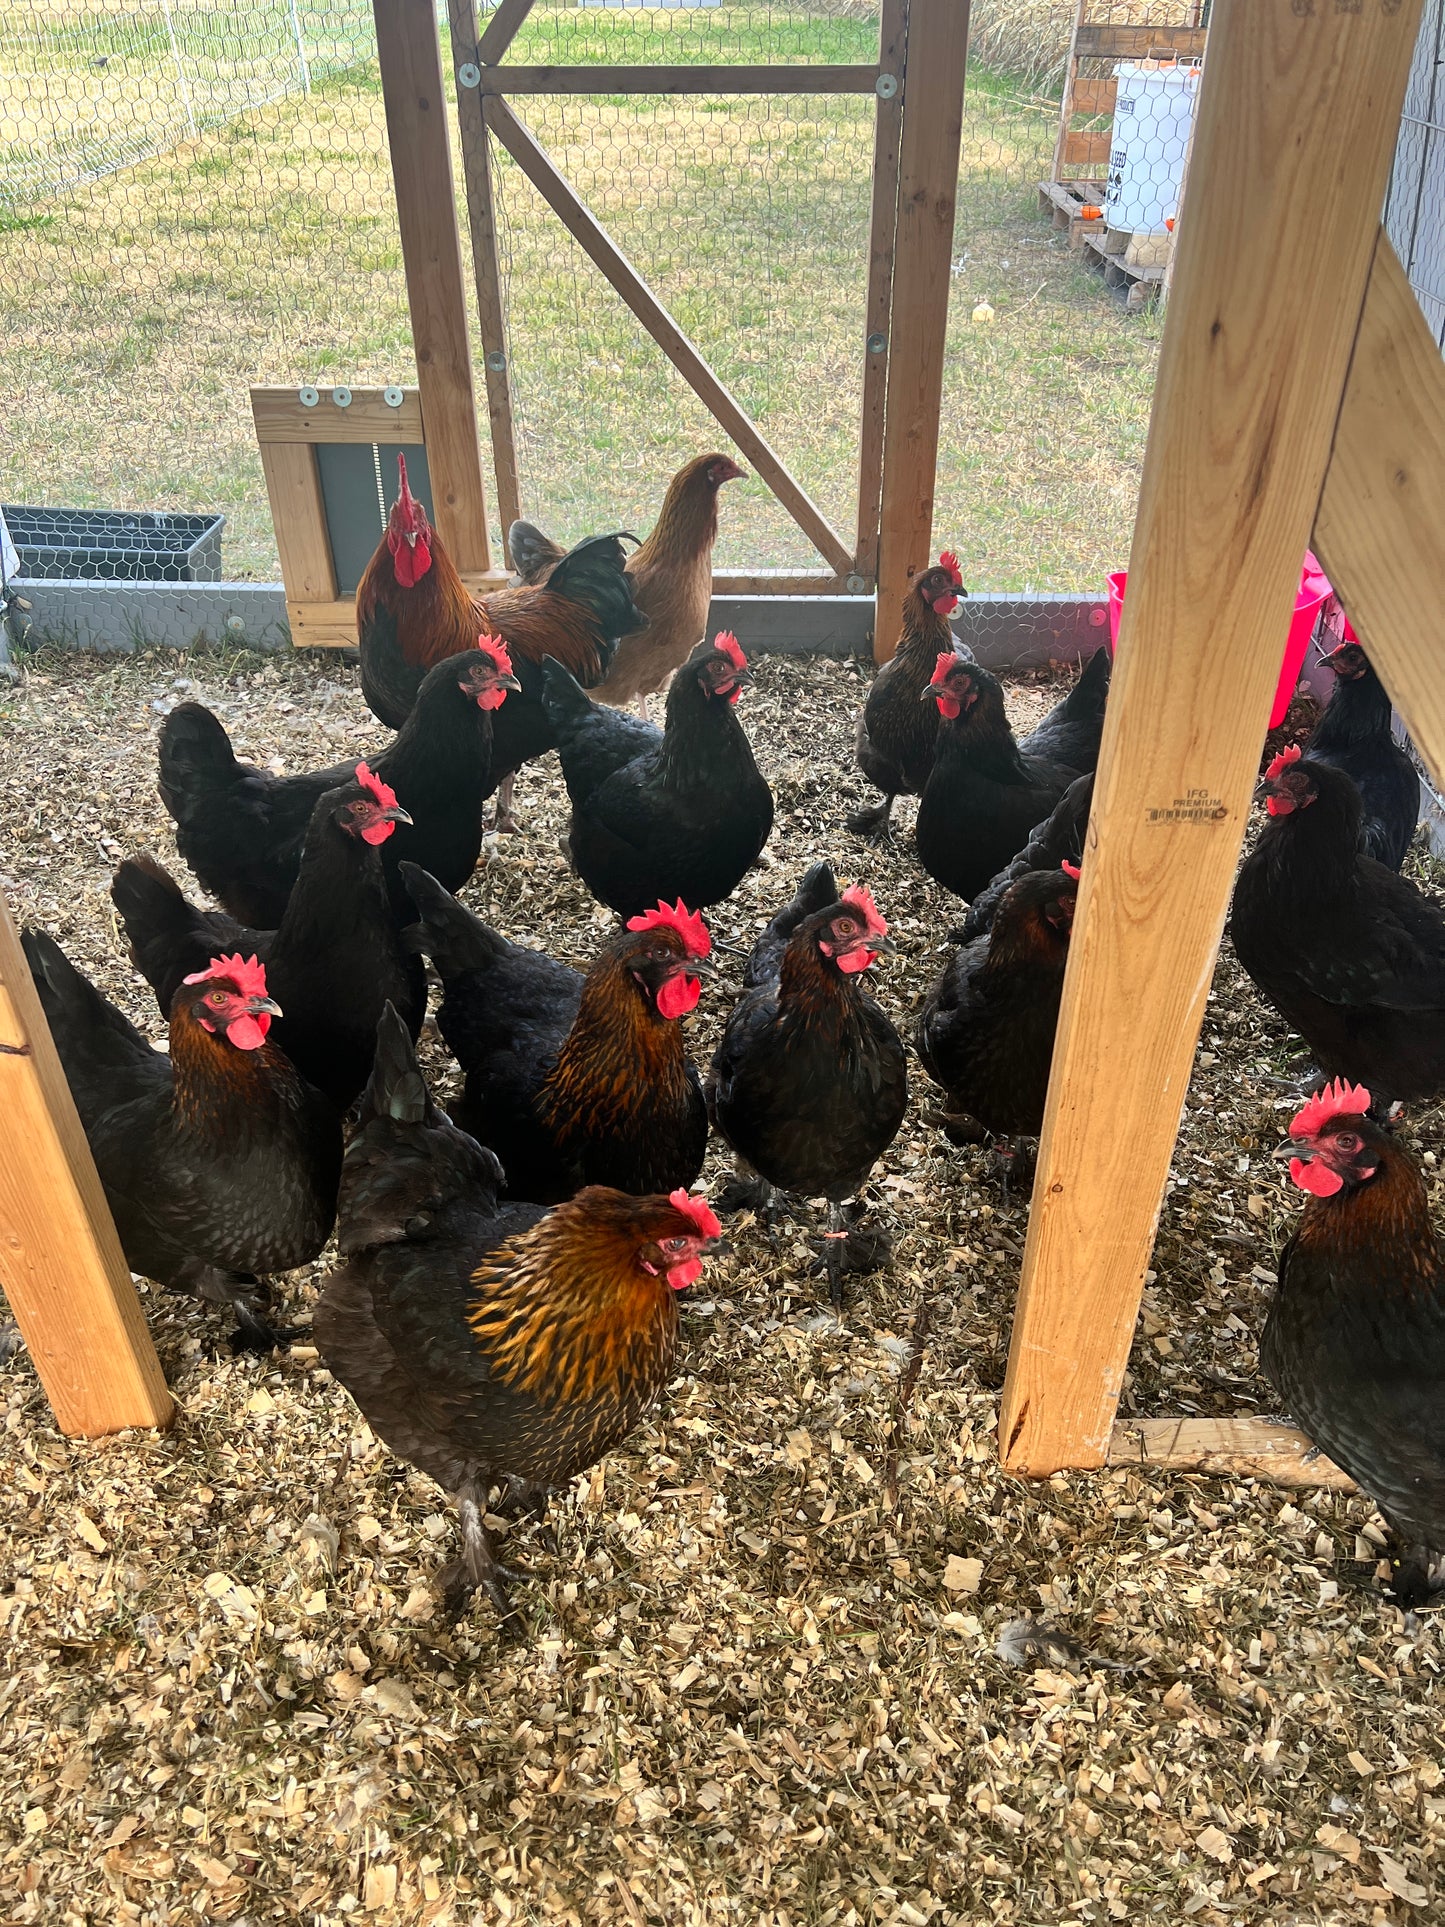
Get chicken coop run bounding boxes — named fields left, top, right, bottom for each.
left=3, top=0, right=1445, bottom=1517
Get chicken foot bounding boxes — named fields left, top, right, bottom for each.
left=180, top=1260, right=296, bottom=1356
left=490, top=774, right=521, bottom=835
left=813, top=1198, right=893, bottom=1311
left=712, top=1170, right=795, bottom=1225
left=845, top=793, right=896, bottom=841
left=440, top=1478, right=529, bottom=1635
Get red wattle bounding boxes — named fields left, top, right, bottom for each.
left=1266, top=796, right=1295, bottom=816
left=227, top=1013, right=270, bottom=1052
left=936, top=695, right=961, bottom=720
left=390, top=536, right=432, bottom=589
left=932, top=594, right=958, bottom=614
left=361, top=818, right=396, bottom=846
left=475, top=685, right=508, bottom=710
left=1290, top=1155, right=1343, bottom=1197
left=835, top=948, right=876, bottom=975
left=667, top=1256, right=704, bottom=1292
left=656, top=973, right=701, bottom=1020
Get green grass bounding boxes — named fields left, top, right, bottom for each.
left=0, top=3, right=1160, bottom=591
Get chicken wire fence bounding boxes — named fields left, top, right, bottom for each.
left=0, top=0, right=1440, bottom=638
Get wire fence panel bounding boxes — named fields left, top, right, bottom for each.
left=1387, top=0, right=1445, bottom=347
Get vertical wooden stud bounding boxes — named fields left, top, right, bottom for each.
left=259, top=442, right=339, bottom=605
left=873, top=0, right=969, bottom=660
left=853, top=0, right=908, bottom=587
left=0, top=894, right=174, bottom=1438
left=999, top=0, right=1425, bottom=1477
left=373, top=0, right=491, bottom=573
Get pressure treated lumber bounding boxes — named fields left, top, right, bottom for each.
left=999, top=0, right=1426, bottom=1477
left=1314, top=233, right=1445, bottom=794
left=1108, top=1419, right=1355, bottom=1493
left=259, top=445, right=338, bottom=606
left=250, top=385, right=424, bottom=444
left=873, top=0, right=969, bottom=658
left=0, top=892, right=173, bottom=1438
left=477, top=65, right=877, bottom=94
left=483, top=96, right=853, bottom=576
left=854, top=0, right=907, bottom=587
left=476, top=0, right=535, bottom=67
left=373, top=0, right=491, bottom=574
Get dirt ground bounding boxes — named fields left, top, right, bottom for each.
left=1, top=644, right=1441, bottom=1926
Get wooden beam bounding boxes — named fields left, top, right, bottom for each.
left=250, top=385, right=424, bottom=444
left=1061, top=129, right=1112, bottom=168
left=477, top=65, right=878, bottom=94
left=452, top=0, right=523, bottom=554
left=0, top=893, right=174, bottom=1438
left=476, top=0, right=535, bottom=67
left=260, top=445, right=339, bottom=606
left=483, top=95, right=853, bottom=577
left=1050, top=0, right=1086, bottom=184
left=853, top=0, right=908, bottom=587
left=1075, top=24, right=1207, bottom=60
left=1108, top=1418, right=1355, bottom=1493
left=1070, top=77, right=1117, bottom=118
left=1314, top=234, right=1445, bottom=794
left=373, top=0, right=491, bottom=574
left=998, top=0, right=1426, bottom=1478
left=873, top=0, right=969, bottom=660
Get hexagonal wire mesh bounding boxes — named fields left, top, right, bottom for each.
left=0, top=0, right=1440, bottom=642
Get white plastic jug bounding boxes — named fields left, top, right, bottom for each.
left=1104, top=62, right=1199, bottom=235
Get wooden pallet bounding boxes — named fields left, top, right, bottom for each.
left=1079, top=227, right=1165, bottom=307
left=1037, top=177, right=1107, bottom=248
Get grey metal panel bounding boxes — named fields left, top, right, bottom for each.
left=707, top=592, right=1114, bottom=668
left=12, top=580, right=292, bottom=654
left=316, top=443, right=433, bottom=597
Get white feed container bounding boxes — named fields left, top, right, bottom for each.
left=1104, top=62, right=1199, bottom=235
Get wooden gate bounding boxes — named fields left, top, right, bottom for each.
left=371, top=0, right=969, bottom=660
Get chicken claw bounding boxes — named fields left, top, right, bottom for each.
left=845, top=796, right=895, bottom=841
left=443, top=1481, right=529, bottom=1637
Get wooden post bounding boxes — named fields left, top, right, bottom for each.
left=873, top=0, right=969, bottom=660
left=373, top=0, right=491, bottom=574
left=998, top=0, right=1425, bottom=1477
left=853, top=0, right=908, bottom=588
left=0, top=894, right=173, bottom=1437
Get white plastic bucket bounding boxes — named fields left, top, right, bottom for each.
left=1104, top=62, right=1199, bottom=235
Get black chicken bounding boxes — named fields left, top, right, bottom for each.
left=112, top=766, right=423, bottom=1110
left=314, top=1004, right=721, bottom=1627
left=917, top=865, right=1078, bottom=1183
left=1308, top=638, right=1419, bottom=871
left=402, top=866, right=710, bottom=1203
left=915, top=648, right=1109, bottom=903
left=959, top=771, right=1093, bottom=942
left=848, top=554, right=966, bottom=838
left=1262, top=1079, right=1445, bottom=1606
left=158, top=642, right=519, bottom=928
left=541, top=632, right=774, bottom=918
left=1232, top=749, right=1445, bottom=1104
left=707, top=868, right=907, bottom=1307
left=24, top=936, right=340, bottom=1351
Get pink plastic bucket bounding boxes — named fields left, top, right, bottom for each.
left=1106, top=553, right=1332, bottom=729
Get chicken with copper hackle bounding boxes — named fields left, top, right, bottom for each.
left=112, top=765, right=423, bottom=1111
left=1262, top=1079, right=1445, bottom=1607
left=314, top=1004, right=722, bottom=1629
left=917, top=864, right=1079, bottom=1189
left=708, top=866, right=907, bottom=1308
left=1307, top=634, right=1419, bottom=871
left=23, top=938, right=341, bottom=1352
left=847, top=553, right=967, bottom=839
left=356, top=455, right=646, bottom=830
left=510, top=451, right=745, bottom=712
left=158, top=641, right=519, bottom=930
left=1232, top=748, right=1445, bottom=1105
left=541, top=631, right=774, bottom=919
left=402, top=866, right=710, bottom=1204
left=915, top=647, right=1110, bottom=903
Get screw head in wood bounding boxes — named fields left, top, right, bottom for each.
left=331, top=386, right=352, bottom=408
left=875, top=71, right=899, bottom=99
left=383, top=385, right=404, bottom=407
left=458, top=61, right=480, bottom=88
left=867, top=332, right=887, bottom=356
left=298, top=386, right=319, bottom=407
left=486, top=351, right=506, bottom=373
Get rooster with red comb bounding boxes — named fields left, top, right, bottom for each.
left=1233, top=751, right=1445, bottom=1105
left=1260, top=1078, right=1445, bottom=1607
left=707, top=865, right=907, bottom=1309
left=316, top=1005, right=723, bottom=1631
left=848, top=554, right=967, bottom=840
left=22, top=933, right=340, bottom=1353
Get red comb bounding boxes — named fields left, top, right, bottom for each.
left=713, top=630, right=747, bottom=674
left=669, top=1189, right=722, bottom=1241
left=1265, top=743, right=1303, bottom=782
left=841, top=882, right=888, bottom=940
left=1290, top=1078, right=1371, bottom=1138
left=183, top=952, right=269, bottom=1000
left=355, top=761, right=399, bottom=812
left=475, top=633, right=513, bottom=679
left=626, top=899, right=711, bottom=960
left=396, top=452, right=414, bottom=509
left=938, top=549, right=963, bottom=587
left=1061, top=860, right=1081, bottom=881
left=930, top=651, right=964, bottom=688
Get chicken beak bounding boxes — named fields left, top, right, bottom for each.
left=685, top=956, right=716, bottom=978
left=246, top=996, right=284, bottom=1019
left=497, top=673, right=523, bottom=693
left=868, top=933, right=899, bottom=956
left=921, top=684, right=946, bottom=703
left=1271, top=1139, right=1301, bottom=1161
left=381, top=805, right=414, bottom=826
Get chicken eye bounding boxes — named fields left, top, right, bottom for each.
left=208, top=989, right=228, bottom=1006
left=661, top=1236, right=689, bottom=1255
left=834, top=919, right=857, bottom=938
left=1334, top=1132, right=1360, bottom=1152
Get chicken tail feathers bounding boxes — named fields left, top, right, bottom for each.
left=110, top=852, right=241, bottom=1016
left=543, top=531, right=649, bottom=675
left=398, top=862, right=511, bottom=982
left=540, top=654, right=598, bottom=734
left=22, top=926, right=153, bottom=1084
left=362, top=1001, right=432, bottom=1129
left=157, top=700, right=241, bottom=821
left=744, top=860, right=840, bottom=987
left=507, top=519, right=566, bottom=585
left=1057, top=646, right=1111, bottom=722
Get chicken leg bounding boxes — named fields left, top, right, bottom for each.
left=815, top=1198, right=893, bottom=1311
left=441, top=1478, right=528, bottom=1636
left=846, top=793, right=895, bottom=841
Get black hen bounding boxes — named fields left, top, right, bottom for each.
left=402, top=864, right=710, bottom=1204
left=158, top=643, right=518, bottom=928
left=707, top=874, right=907, bottom=1307
left=24, top=933, right=340, bottom=1351
left=915, top=649, right=1109, bottom=903
left=959, top=772, right=1093, bottom=942
left=1232, top=750, right=1445, bottom=1104
left=1308, top=639, right=1419, bottom=871
left=542, top=632, right=774, bottom=918
left=848, top=556, right=966, bottom=838
left=112, top=770, right=424, bottom=1111
left=1262, top=1081, right=1445, bottom=1606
